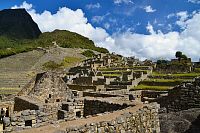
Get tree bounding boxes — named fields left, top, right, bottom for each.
left=175, top=51, right=182, bottom=58
left=181, top=54, right=188, bottom=60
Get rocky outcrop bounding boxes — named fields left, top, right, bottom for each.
left=0, top=9, right=41, bottom=39
left=159, top=108, right=200, bottom=133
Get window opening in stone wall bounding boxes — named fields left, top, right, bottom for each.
left=25, top=120, right=32, bottom=127
left=62, top=104, right=69, bottom=111
left=76, top=111, right=81, bottom=118
left=56, top=99, right=60, bottom=102
left=49, top=94, right=51, bottom=98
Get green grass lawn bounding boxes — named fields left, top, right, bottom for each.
left=151, top=72, right=200, bottom=79
left=102, top=74, right=121, bottom=77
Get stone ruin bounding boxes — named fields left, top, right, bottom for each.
left=0, top=53, right=160, bottom=133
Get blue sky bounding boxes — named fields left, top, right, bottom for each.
left=1, top=0, right=200, bottom=60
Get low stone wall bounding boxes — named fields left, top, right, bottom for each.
left=66, top=103, right=160, bottom=133
left=83, top=99, right=130, bottom=117
left=83, top=92, right=120, bottom=98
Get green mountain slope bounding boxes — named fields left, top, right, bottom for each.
left=0, top=30, right=109, bottom=58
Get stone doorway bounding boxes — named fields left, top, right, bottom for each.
left=76, top=111, right=81, bottom=118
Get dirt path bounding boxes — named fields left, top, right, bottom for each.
left=18, top=101, right=144, bottom=133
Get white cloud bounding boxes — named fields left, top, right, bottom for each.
left=11, top=1, right=32, bottom=10
left=104, top=23, right=110, bottom=29
left=11, top=2, right=200, bottom=61
left=113, top=0, right=134, bottom=4
left=91, top=13, right=110, bottom=24
left=91, top=16, right=105, bottom=23
left=188, top=0, right=200, bottom=4
left=86, top=3, right=101, bottom=9
left=146, top=22, right=155, bottom=34
left=167, top=13, right=175, bottom=19
left=144, top=6, right=156, bottom=13
left=176, top=11, right=189, bottom=29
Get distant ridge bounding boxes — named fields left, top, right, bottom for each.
left=0, top=9, right=41, bottom=39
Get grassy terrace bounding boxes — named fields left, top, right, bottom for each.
left=131, top=85, right=171, bottom=91
left=0, top=88, right=20, bottom=94
left=100, top=70, right=149, bottom=74
left=131, top=72, right=197, bottom=91
left=102, top=74, right=121, bottom=77
left=98, top=66, right=150, bottom=71
left=150, top=72, right=200, bottom=80
left=139, top=79, right=192, bottom=86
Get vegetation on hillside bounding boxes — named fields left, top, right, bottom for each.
left=81, top=50, right=96, bottom=57
left=43, top=56, right=82, bottom=70
left=0, top=30, right=109, bottom=58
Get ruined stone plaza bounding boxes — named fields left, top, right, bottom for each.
left=1, top=52, right=200, bottom=133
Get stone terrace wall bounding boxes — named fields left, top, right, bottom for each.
left=166, top=77, right=200, bottom=112
left=66, top=103, right=160, bottom=133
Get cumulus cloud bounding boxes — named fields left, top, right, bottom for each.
left=11, top=1, right=200, bottom=61
left=144, top=6, right=156, bottom=13
left=86, top=3, right=101, bottom=10
left=188, top=0, right=200, bottom=4
left=108, top=12, right=200, bottom=61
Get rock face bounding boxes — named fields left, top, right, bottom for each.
left=159, top=108, right=200, bottom=133
left=0, top=9, right=41, bottom=39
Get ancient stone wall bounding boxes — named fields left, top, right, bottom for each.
left=66, top=103, right=160, bottom=133
left=59, top=99, right=84, bottom=121
left=83, top=92, right=120, bottom=98
left=14, top=97, right=40, bottom=112
left=73, top=77, right=93, bottom=85
left=155, top=64, right=192, bottom=74
left=83, top=99, right=130, bottom=117
left=164, top=77, right=200, bottom=112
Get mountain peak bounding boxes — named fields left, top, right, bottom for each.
left=0, top=9, right=41, bottom=39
